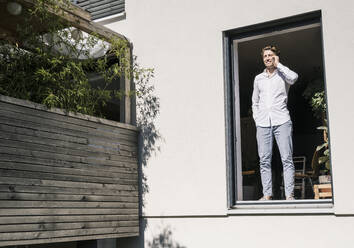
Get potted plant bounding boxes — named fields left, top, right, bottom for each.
left=303, top=69, right=331, bottom=183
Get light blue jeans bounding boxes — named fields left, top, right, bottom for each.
left=256, top=120, right=295, bottom=198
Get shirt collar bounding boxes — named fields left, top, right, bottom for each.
left=263, top=68, right=278, bottom=78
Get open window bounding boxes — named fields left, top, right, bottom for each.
left=224, top=10, right=333, bottom=206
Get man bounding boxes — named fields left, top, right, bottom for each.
left=252, top=45, right=298, bottom=200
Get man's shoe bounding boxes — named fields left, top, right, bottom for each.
left=286, top=196, right=295, bottom=200
left=259, top=195, right=272, bottom=201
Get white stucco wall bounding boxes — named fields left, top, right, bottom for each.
left=140, top=216, right=354, bottom=248
left=106, top=0, right=354, bottom=246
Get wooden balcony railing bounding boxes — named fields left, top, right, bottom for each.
left=0, top=95, right=139, bottom=246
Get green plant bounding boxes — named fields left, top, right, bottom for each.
left=0, top=0, right=162, bottom=203
left=311, top=92, right=330, bottom=174
left=316, top=125, right=330, bottom=172
left=302, top=67, right=326, bottom=120
left=0, top=0, right=131, bottom=118
left=311, top=91, right=327, bottom=120
left=303, top=68, right=330, bottom=174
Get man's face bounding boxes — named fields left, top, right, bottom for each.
left=263, top=49, right=275, bottom=68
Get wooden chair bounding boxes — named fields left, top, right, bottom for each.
left=281, top=156, right=310, bottom=199
left=293, top=156, right=307, bottom=199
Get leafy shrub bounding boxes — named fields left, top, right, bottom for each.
left=0, top=0, right=130, bottom=118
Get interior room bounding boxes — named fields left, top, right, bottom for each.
left=236, top=25, right=331, bottom=200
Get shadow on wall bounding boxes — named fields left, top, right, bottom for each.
left=117, top=225, right=186, bottom=248
left=117, top=61, right=163, bottom=248
left=134, top=64, right=163, bottom=206
left=147, top=226, right=186, bottom=248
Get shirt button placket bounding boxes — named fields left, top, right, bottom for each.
left=267, top=77, right=272, bottom=126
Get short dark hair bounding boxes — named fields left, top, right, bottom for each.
left=261, top=45, right=280, bottom=57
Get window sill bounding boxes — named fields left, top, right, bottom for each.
left=228, top=199, right=333, bottom=215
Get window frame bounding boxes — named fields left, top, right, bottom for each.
left=223, top=10, right=334, bottom=209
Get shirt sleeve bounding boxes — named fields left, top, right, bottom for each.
left=277, top=62, right=298, bottom=85
left=251, top=78, right=259, bottom=121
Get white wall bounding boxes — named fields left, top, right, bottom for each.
left=140, top=216, right=354, bottom=248
left=106, top=0, right=354, bottom=246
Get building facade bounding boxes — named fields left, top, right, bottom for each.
left=106, top=0, right=354, bottom=247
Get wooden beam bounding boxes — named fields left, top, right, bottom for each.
left=120, top=71, right=131, bottom=124
left=31, top=0, right=130, bottom=42
left=120, top=45, right=135, bottom=124
left=0, top=0, right=130, bottom=43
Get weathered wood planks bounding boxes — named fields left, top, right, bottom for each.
left=0, top=95, right=140, bottom=246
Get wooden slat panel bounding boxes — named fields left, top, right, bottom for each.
left=0, top=121, right=88, bottom=144
left=0, top=192, right=138, bottom=203
left=0, top=226, right=139, bottom=241
left=0, top=115, right=137, bottom=147
left=0, top=185, right=138, bottom=197
left=0, top=168, right=137, bottom=185
left=0, top=232, right=137, bottom=247
left=0, top=102, right=138, bottom=137
left=0, top=110, right=138, bottom=149
left=0, top=123, right=137, bottom=155
left=0, top=161, right=138, bottom=181
left=0, top=208, right=138, bottom=216
left=0, top=215, right=138, bottom=225
left=0, top=176, right=138, bottom=195
left=0, top=146, right=138, bottom=168
left=0, top=153, right=137, bottom=174
left=0, top=134, right=136, bottom=159
left=0, top=221, right=139, bottom=233
left=0, top=95, right=139, bottom=246
left=0, top=176, right=137, bottom=191
left=0, top=200, right=138, bottom=208
left=0, top=100, right=136, bottom=132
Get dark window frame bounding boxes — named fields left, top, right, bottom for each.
left=223, top=10, right=333, bottom=208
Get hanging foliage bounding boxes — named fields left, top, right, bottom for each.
left=0, top=0, right=130, bottom=118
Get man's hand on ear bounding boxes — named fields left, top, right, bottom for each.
left=273, top=56, right=279, bottom=67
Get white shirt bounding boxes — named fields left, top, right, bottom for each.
left=252, top=63, right=298, bottom=127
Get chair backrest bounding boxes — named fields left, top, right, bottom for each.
left=293, top=156, right=306, bottom=174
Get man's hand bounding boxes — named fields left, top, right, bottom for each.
left=272, top=56, right=279, bottom=68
